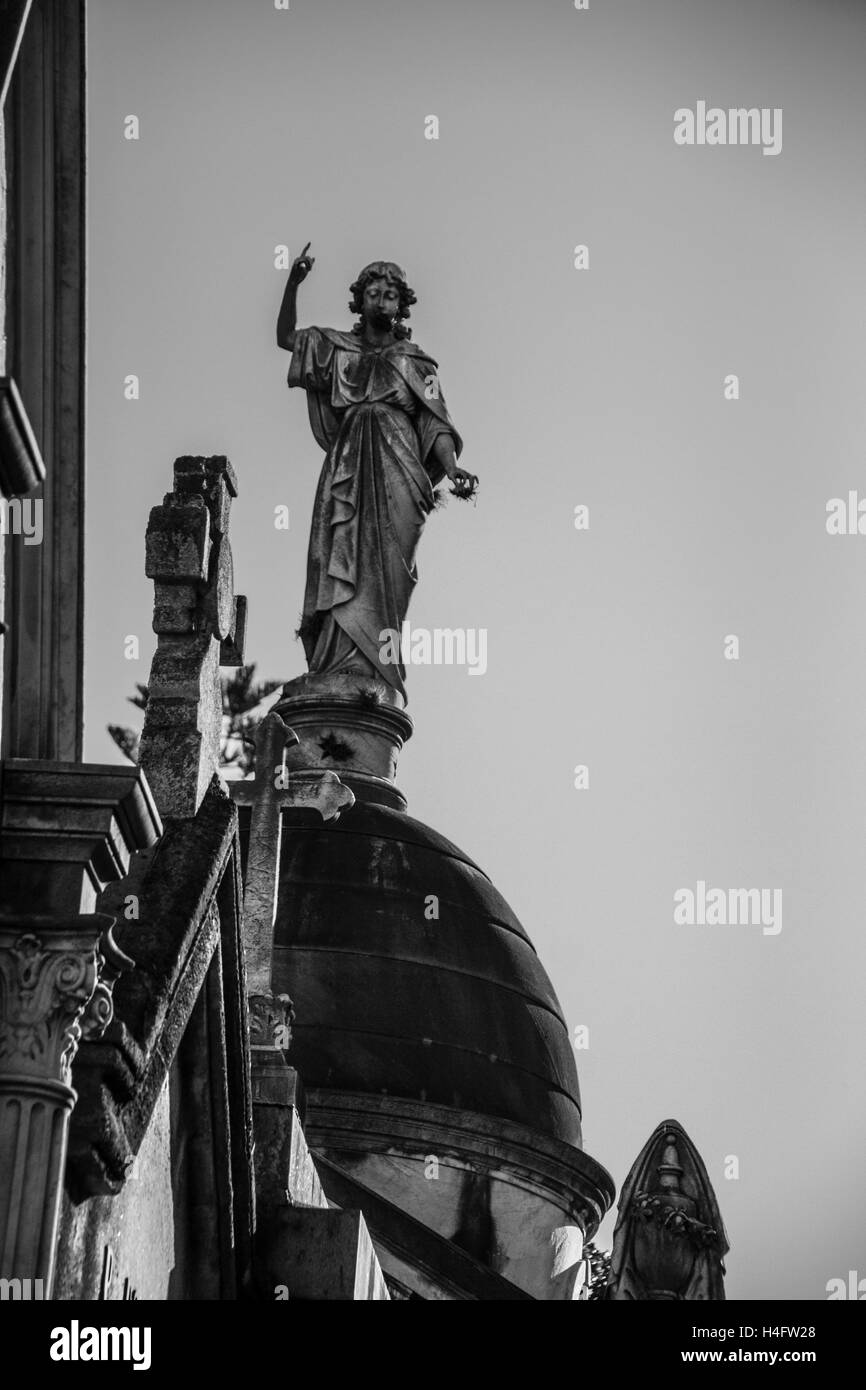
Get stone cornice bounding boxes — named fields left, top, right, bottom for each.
left=277, top=694, right=414, bottom=745
left=305, top=1088, right=615, bottom=1237
left=316, top=1154, right=533, bottom=1302
left=0, top=760, right=162, bottom=914
left=0, top=760, right=161, bottom=864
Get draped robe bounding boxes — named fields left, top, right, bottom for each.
left=288, top=327, right=462, bottom=700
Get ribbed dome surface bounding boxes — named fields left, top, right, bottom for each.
left=271, top=798, right=583, bottom=1147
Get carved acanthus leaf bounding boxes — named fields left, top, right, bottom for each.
left=0, top=916, right=117, bottom=1085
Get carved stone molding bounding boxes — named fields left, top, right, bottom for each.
left=248, top=990, right=294, bottom=1054
left=80, top=923, right=135, bottom=1045
left=0, top=913, right=116, bottom=1087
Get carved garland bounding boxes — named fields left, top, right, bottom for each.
left=631, top=1191, right=720, bottom=1249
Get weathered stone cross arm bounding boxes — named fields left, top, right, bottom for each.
left=138, top=455, right=247, bottom=821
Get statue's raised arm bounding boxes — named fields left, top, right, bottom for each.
left=276, top=241, right=315, bottom=351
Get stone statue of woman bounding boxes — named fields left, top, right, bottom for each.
left=277, top=245, right=477, bottom=703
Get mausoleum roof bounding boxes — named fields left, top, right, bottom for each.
left=270, top=797, right=583, bottom=1147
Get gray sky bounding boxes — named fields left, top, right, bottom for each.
left=85, top=0, right=866, bottom=1299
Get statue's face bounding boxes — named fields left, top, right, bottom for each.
left=363, top=276, right=400, bottom=329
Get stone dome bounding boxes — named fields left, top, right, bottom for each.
left=271, top=796, right=583, bottom=1147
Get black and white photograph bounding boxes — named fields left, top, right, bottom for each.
left=0, top=0, right=863, bottom=1365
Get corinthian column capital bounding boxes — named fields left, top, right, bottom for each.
left=0, top=912, right=132, bottom=1290
left=0, top=913, right=118, bottom=1089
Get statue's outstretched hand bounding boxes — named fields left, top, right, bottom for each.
left=289, top=242, right=315, bottom=285
left=449, top=467, right=479, bottom=502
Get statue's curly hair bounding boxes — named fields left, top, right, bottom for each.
left=349, top=261, right=417, bottom=340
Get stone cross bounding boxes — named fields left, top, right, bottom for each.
left=233, top=712, right=354, bottom=1238
left=138, top=456, right=246, bottom=820
left=230, top=710, right=355, bottom=999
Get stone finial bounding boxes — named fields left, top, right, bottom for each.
left=607, top=1119, right=728, bottom=1301
left=138, top=456, right=247, bottom=820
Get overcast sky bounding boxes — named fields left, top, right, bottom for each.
left=85, top=0, right=866, bottom=1299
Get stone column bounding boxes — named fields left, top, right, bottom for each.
left=0, top=913, right=130, bottom=1295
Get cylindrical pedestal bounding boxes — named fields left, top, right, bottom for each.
left=274, top=672, right=413, bottom=811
